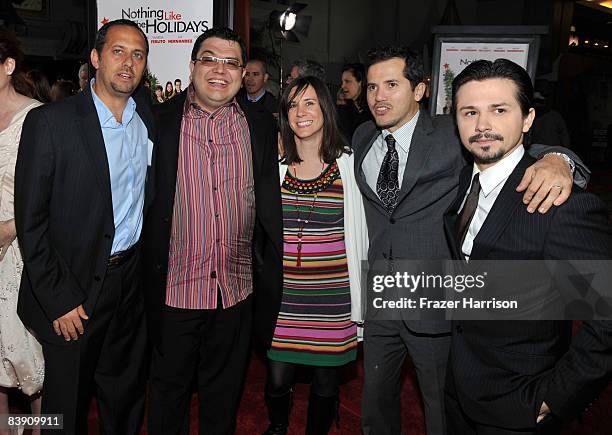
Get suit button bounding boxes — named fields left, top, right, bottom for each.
left=156, top=264, right=162, bottom=270
left=94, top=275, right=101, bottom=282
left=455, top=325, right=463, bottom=333
left=390, top=218, right=396, bottom=224
left=104, top=234, right=111, bottom=239
left=163, top=217, right=169, bottom=223
left=211, top=271, right=217, bottom=278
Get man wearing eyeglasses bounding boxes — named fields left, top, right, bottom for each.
left=141, top=27, right=282, bottom=434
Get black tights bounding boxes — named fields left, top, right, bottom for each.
left=266, top=360, right=339, bottom=398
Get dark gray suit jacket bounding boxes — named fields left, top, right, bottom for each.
left=353, top=111, right=589, bottom=334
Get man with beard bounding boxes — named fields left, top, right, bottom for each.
left=352, top=46, right=588, bottom=435
left=15, top=19, right=153, bottom=434
left=141, top=28, right=281, bottom=434
left=443, top=58, right=612, bottom=435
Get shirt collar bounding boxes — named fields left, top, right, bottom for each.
left=472, top=144, right=525, bottom=197
left=247, top=89, right=266, bottom=102
left=90, top=78, right=136, bottom=128
left=184, top=84, right=245, bottom=119
left=380, top=111, right=420, bottom=153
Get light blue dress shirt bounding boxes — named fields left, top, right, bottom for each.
left=91, top=80, right=148, bottom=254
left=362, top=111, right=420, bottom=194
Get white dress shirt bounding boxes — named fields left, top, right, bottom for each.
left=362, top=111, right=420, bottom=194
left=461, top=145, right=525, bottom=260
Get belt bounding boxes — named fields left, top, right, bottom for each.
left=107, top=245, right=137, bottom=268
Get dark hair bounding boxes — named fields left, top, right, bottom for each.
left=164, top=81, right=174, bottom=99
left=191, top=27, right=247, bottom=65
left=290, top=59, right=326, bottom=82
left=50, top=79, right=76, bottom=102
left=0, top=26, right=34, bottom=97
left=366, top=46, right=424, bottom=89
left=94, top=19, right=149, bottom=55
left=174, top=78, right=181, bottom=84
left=279, top=76, right=350, bottom=165
left=451, top=59, right=533, bottom=116
left=26, top=69, right=51, bottom=103
left=341, top=62, right=367, bottom=107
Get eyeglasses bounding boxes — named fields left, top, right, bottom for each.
left=192, top=55, right=243, bottom=70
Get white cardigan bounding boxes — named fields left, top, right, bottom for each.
left=279, top=153, right=369, bottom=325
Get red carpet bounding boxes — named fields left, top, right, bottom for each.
left=12, top=343, right=612, bottom=434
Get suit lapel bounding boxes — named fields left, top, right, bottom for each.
left=395, top=111, right=435, bottom=209
left=239, top=99, right=265, bottom=178
left=443, top=165, right=473, bottom=260
left=74, top=87, right=113, bottom=214
left=135, top=99, right=156, bottom=215
left=469, top=155, right=534, bottom=260
left=157, top=92, right=186, bottom=203
left=355, top=124, right=383, bottom=205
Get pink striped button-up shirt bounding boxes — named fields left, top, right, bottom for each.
left=165, top=86, right=255, bottom=309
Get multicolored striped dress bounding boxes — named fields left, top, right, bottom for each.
left=268, top=161, right=358, bottom=366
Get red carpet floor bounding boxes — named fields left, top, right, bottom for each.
left=12, top=343, right=612, bottom=434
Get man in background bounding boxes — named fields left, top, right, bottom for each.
left=77, top=62, right=88, bottom=91
left=239, top=58, right=278, bottom=115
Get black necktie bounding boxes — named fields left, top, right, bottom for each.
left=376, top=134, right=400, bottom=213
left=456, top=173, right=481, bottom=246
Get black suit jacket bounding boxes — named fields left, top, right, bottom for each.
left=140, top=91, right=283, bottom=351
left=15, top=86, right=156, bottom=345
left=443, top=154, right=612, bottom=429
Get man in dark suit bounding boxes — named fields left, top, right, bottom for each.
left=353, top=46, right=588, bottom=435
left=141, top=28, right=282, bottom=434
left=238, top=58, right=279, bottom=116
left=443, top=58, right=612, bottom=434
left=15, top=19, right=153, bottom=434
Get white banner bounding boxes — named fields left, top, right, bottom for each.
left=96, top=1, right=214, bottom=92
left=435, top=42, right=530, bottom=115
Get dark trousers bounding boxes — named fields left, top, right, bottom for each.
left=148, top=295, right=252, bottom=435
left=41, top=252, right=147, bottom=435
left=361, top=320, right=451, bottom=435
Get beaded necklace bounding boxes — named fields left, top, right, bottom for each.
left=292, top=161, right=325, bottom=267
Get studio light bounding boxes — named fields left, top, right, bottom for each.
left=280, top=11, right=297, bottom=31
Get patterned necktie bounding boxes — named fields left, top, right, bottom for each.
left=376, top=134, right=400, bottom=213
left=456, top=173, right=481, bottom=246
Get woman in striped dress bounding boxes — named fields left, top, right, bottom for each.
left=263, top=76, right=368, bottom=435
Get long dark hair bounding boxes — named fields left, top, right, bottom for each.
left=279, top=76, right=350, bottom=165
left=0, top=26, right=34, bottom=97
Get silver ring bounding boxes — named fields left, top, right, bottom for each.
left=552, top=184, right=562, bottom=189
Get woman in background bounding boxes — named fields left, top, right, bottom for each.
left=261, top=75, right=367, bottom=435
left=164, top=80, right=175, bottom=100
left=154, top=85, right=165, bottom=104
left=0, top=27, right=44, bottom=435
left=50, top=79, right=76, bottom=102
left=25, top=69, right=51, bottom=103
left=336, top=63, right=372, bottom=143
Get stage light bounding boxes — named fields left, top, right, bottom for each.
left=280, top=11, right=297, bottom=31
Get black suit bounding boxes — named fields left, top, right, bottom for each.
left=443, top=154, right=612, bottom=433
left=15, top=86, right=155, bottom=434
left=140, top=90, right=282, bottom=434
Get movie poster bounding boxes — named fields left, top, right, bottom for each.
left=435, top=42, right=530, bottom=115
left=96, top=1, right=213, bottom=95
